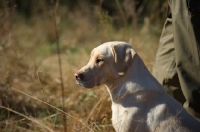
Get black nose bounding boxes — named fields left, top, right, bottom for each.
left=74, top=72, right=84, bottom=80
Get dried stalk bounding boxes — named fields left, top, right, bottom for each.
left=49, top=0, right=67, bottom=131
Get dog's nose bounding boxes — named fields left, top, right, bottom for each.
left=74, top=72, right=83, bottom=80
left=74, top=72, right=79, bottom=79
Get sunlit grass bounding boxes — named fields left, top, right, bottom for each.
left=0, top=4, right=162, bottom=131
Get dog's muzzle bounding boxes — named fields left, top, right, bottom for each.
left=74, top=72, right=94, bottom=88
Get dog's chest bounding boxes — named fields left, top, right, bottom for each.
left=111, top=103, right=146, bottom=132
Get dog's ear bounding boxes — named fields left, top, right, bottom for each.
left=111, top=43, right=136, bottom=76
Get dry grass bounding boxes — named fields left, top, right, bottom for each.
left=0, top=2, right=163, bottom=132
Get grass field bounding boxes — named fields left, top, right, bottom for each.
left=0, top=3, right=164, bottom=132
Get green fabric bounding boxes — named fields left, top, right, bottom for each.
left=153, top=0, right=200, bottom=121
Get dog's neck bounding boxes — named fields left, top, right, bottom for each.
left=105, top=55, right=165, bottom=105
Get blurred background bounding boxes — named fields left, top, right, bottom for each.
left=0, top=0, right=167, bottom=131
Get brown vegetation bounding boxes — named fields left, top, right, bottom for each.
left=0, top=0, right=166, bottom=131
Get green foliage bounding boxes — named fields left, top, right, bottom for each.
left=1, top=0, right=167, bottom=26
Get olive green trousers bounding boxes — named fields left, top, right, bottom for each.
left=152, top=0, right=200, bottom=121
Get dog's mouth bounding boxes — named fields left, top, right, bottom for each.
left=76, top=78, right=94, bottom=88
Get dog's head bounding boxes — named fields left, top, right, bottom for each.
left=74, top=41, right=136, bottom=88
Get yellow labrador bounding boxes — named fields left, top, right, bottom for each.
left=74, top=41, right=200, bottom=132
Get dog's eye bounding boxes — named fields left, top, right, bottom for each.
left=96, top=59, right=104, bottom=64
